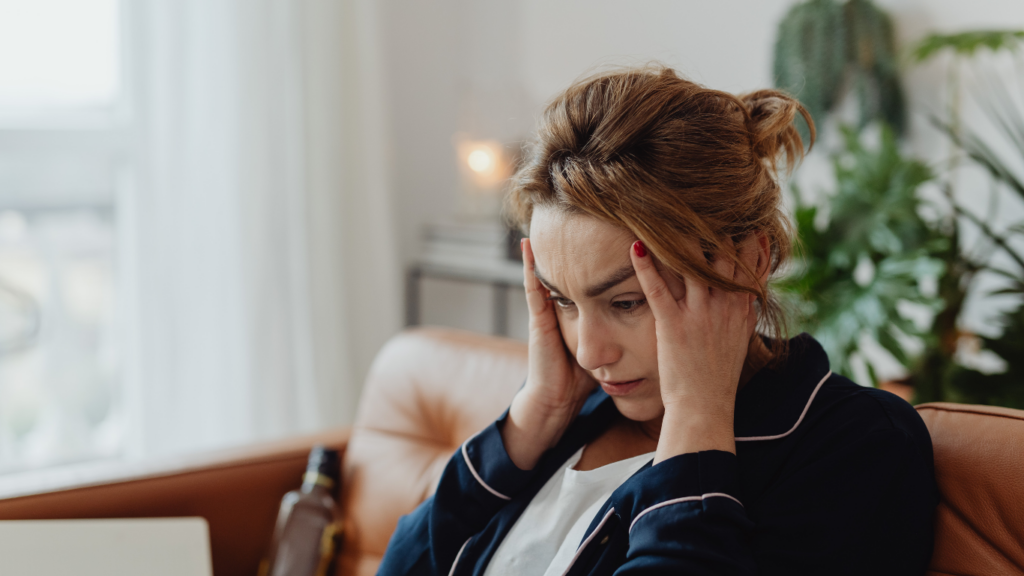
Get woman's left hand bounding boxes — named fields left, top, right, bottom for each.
left=628, top=240, right=758, bottom=463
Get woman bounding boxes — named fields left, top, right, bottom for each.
left=379, top=66, right=936, bottom=575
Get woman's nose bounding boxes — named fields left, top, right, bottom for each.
left=574, top=313, right=622, bottom=371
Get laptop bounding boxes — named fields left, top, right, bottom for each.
left=0, top=517, right=213, bottom=576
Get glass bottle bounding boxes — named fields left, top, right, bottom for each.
left=260, top=445, right=341, bottom=576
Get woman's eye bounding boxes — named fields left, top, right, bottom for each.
left=613, top=299, right=647, bottom=313
left=547, top=296, right=575, bottom=309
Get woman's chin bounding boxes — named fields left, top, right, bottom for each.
left=609, top=392, right=664, bottom=423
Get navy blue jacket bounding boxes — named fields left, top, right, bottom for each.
left=378, top=334, right=937, bottom=575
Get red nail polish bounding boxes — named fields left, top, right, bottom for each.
left=633, top=241, right=647, bottom=258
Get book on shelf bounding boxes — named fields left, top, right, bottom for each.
left=421, top=220, right=522, bottom=265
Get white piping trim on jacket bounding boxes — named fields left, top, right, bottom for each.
left=628, top=492, right=743, bottom=534
left=461, top=438, right=511, bottom=501
left=448, top=538, right=471, bottom=576
left=560, top=507, right=616, bottom=576
left=735, top=370, right=832, bottom=442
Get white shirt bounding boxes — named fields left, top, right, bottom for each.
left=483, top=447, right=655, bottom=576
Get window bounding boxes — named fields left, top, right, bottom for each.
left=0, top=0, right=125, bottom=472
left=0, top=0, right=120, bottom=127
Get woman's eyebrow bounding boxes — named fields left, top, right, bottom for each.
left=585, top=265, right=636, bottom=298
left=532, top=267, right=562, bottom=295
left=532, top=264, right=637, bottom=298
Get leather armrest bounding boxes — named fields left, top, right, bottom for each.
left=916, top=403, right=1024, bottom=575
left=0, top=428, right=350, bottom=576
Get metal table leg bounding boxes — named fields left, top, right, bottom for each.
left=405, top=267, right=422, bottom=327
left=493, top=282, right=509, bottom=336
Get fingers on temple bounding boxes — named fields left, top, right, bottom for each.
left=522, top=239, right=549, bottom=314
left=630, top=241, right=679, bottom=319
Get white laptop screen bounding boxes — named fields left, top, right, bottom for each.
left=0, top=517, right=213, bottom=576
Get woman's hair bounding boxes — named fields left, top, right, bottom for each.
left=505, top=65, right=814, bottom=357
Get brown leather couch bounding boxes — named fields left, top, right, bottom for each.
left=0, top=328, right=1021, bottom=576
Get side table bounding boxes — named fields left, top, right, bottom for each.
left=406, top=256, right=524, bottom=336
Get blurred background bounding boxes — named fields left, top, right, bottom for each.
left=0, top=0, right=1022, bottom=477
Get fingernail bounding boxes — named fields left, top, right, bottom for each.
left=633, top=241, right=647, bottom=258
left=520, top=238, right=525, bottom=251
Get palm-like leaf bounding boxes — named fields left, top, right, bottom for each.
left=918, top=34, right=1024, bottom=408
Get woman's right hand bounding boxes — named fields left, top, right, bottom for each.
left=501, top=238, right=596, bottom=470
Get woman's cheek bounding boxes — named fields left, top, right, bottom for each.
left=629, top=309, right=659, bottom=373
left=556, top=308, right=579, bottom=355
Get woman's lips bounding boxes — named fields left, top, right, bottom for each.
left=599, top=378, right=644, bottom=396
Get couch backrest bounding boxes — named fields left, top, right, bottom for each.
left=340, top=328, right=1024, bottom=576
left=916, top=402, right=1024, bottom=576
left=337, top=328, right=527, bottom=576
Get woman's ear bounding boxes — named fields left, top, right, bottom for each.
left=737, top=232, right=771, bottom=287
left=755, top=232, right=771, bottom=282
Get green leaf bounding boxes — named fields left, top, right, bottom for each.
left=931, top=114, right=1024, bottom=201
left=773, top=0, right=847, bottom=140
left=878, top=327, right=910, bottom=366
left=948, top=300, right=1024, bottom=409
left=773, top=0, right=906, bottom=135
left=911, top=30, right=1024, bottom=62
left=782, top=123, right=943, bottom=383
left=987, top=287, right=1024, bottom=297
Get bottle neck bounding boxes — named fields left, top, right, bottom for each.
left=301, top=471, right=336, bottom=494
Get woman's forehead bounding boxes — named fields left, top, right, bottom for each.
left=530, top=208, right=636, bottom=296
left=530, top=208, right=629, bottom=256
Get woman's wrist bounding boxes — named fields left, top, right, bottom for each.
left=653, top=401, right=736, bottom=464
left=501, top=389, right=579, bottom=470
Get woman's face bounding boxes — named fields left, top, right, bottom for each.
left=529, top=206, right=670, bottom=423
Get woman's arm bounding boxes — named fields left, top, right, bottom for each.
left=502, top=238, right=596, bottom=469
left=378, top=239, right=596, bottom=574
left=597, top=239, right=754, bottom=573
left=614, top=418, right=935, bottom=575
left=376, top=411, right=543, bottom=575
left=614, top=241, right=935, bottom=575
left=629, top=239, right=757, bottom=461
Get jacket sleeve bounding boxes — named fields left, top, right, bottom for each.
left=376, top=412, right=541, bottom=575
left=615, top=427, right=935, bottom=575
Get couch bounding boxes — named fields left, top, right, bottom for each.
left=0, top=328, right=1021, bottom=575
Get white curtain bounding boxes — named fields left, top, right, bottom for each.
left=119, top=0, right=401, bottom=458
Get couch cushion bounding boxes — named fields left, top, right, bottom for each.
left=916, top=402, right=1024, bottom=576
left=337, top=328, right=527, bottom=576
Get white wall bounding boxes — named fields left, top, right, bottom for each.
left=377, top=0, right=1024, bottom=349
